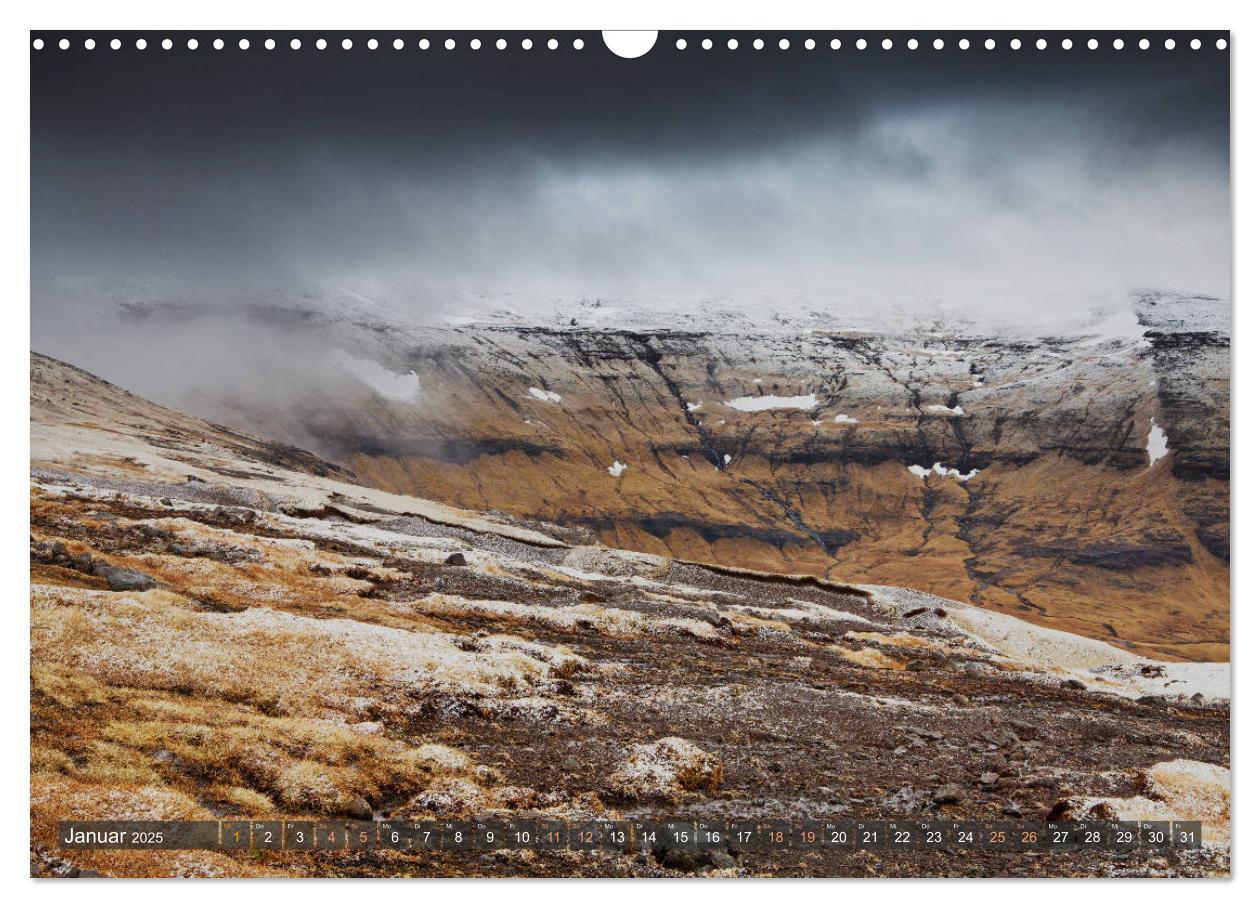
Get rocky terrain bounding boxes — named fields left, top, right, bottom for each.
left=29, top=352, right=1229, bottom=878
left=136, top=292, right=1231, bottom=662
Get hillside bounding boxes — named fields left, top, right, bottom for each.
left=29, top=353, right=1228, bottom=878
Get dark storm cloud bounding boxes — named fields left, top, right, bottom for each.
left=31, top=31, right=1230, bottom=323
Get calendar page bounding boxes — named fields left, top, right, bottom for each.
left=28, top=28, right=1230, bottom=880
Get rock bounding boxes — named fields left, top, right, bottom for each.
left=561, top=545, right=670, bottom=580
left=904, top=659, right=929, bottom=672
left=444, top=552, right=468, bottom=567
left=1002, top=802, right=1024, bottom=817
left=345, top=796, right=374, bottom=820
left=1060, top=679, right=1087, bottom=691
left=653, top=847, right=735, bottom=872
left=1136, top=695, right=1168, bottom=706
left=979, top=771, right=1000, bottom=786
left=606, top=737, right=723, bottom=803
left=949, top=693, right=972, bottom=707
left=932, top=783, right=966, bottom=806
left=103, top=567, right=157, bottom=592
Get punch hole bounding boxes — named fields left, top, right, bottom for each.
left=602, top=31, right=657, bottom=59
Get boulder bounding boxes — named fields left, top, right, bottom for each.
left=103, top=567, right=157, bottom=592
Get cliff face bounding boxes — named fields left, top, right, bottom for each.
left=118, top=294, right=1230, bottom=661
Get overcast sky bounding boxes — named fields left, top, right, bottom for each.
left=32, top=32, right=1230, bottom=331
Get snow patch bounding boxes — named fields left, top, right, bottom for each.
left=528, top=387, right=562, bottom=403
left=832, top=414, right=858, bottom=424
left=924, top=404, right=965, bottom=416
left=908, top=463, right=979, bottom=482
left=607, top=460, right=627, bottom=478
left=1075, top=307, right=1147, bottom=346
left=686, top=401, right=703, bottom=412
left=725, top=393, right=818, bottom=412
left=331, top=350, right=419, bottom=401
left=1147, top=418, right=1169, bottom=466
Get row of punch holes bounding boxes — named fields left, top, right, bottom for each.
left=32, top=34, right=1230, bottom=53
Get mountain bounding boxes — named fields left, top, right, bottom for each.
left=29, top=352, right=1228, bottom=878
left=114, top=292, right=1228, bottom=662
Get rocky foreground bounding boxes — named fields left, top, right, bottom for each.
left=29, top=353, right=1229, bottom=878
